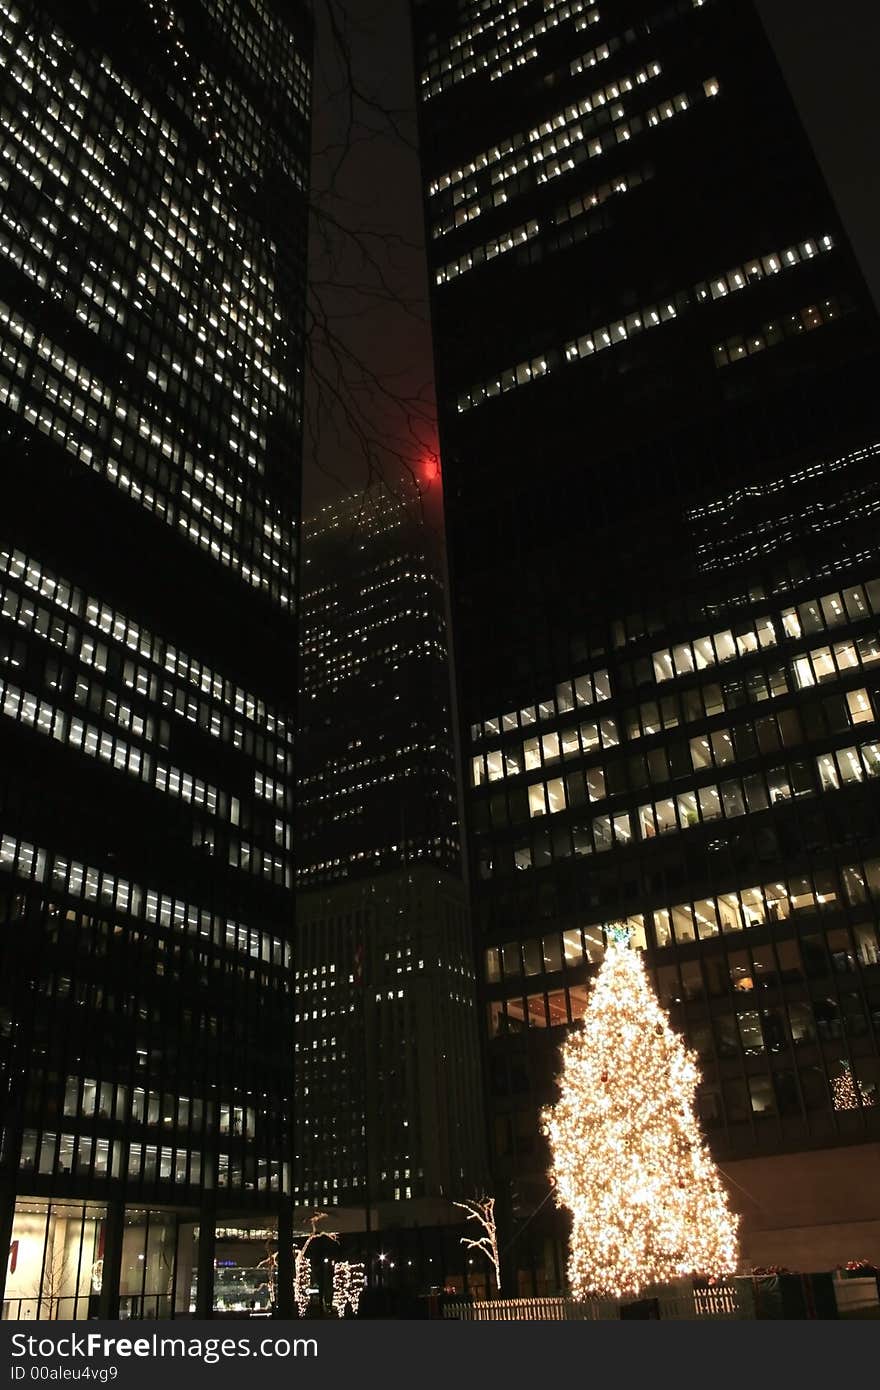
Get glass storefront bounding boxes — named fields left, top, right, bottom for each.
left=3, top=1200, right=105, bottom=1321
left=212, top=1226, right=278, bottom=1318
left=2, top=1200, right=204, bottom=1320
left=2, top=1201, right=287, bottom=1319
left=118, top=1209, right=198, bottom=1320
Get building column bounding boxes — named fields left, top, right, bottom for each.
left=275, top=1200, right=293, bottom=1318
left=498, top=1179, right=527, bottom=1297
left=0, top=1181, right=18, bottom=1306
left=195, top=1197, right=216, bottom=1319
left=97, top=1198, right=125, bottom=1319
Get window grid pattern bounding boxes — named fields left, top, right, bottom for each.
left=2, top=829, right=293, bottom=1196
left=0, top=0, right=310, bottom=1217
left=484, top=865, right=880, bottom=1126
left=0, top=6, right=307, bottom=609
left=0, top=547, right=294, bottom=888
left=456, top=233, right=835, bottom=411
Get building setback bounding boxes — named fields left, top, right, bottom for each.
left=0, top=0, right=310, bottom=1318
left=294, top=487, right=487, bottom=1284
left=412, top=0, right=880, bottom=1290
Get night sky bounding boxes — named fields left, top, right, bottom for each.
left=303, top=0, right=880, bottom=513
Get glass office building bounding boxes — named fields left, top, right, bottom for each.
left=295, top=488, right=487, bottom=1273
left=0, top=0, right=311, bottom=1317
left=297, top=486, right=462, bottom=887
left=412, top=0, right=880, bottom=1289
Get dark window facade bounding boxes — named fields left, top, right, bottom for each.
left=294, top=489, right=487, bottom=1231
left=413, top=0, right=880, bottom=1292
left=0, top=0, right=311, bottom=1318
left=297, top=487, right=462, bottom=885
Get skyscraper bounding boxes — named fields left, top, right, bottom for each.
left=294, top=486, right=487, bottom=1285
left=297, top=486, right=461, bottom=887
left=412, top=0, right=880, bottom=1289
left=0, top=0, right=310, bottom=1318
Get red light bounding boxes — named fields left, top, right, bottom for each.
left=421, top=453, right=441, bottom=484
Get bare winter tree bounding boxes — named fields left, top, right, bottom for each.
left=305, top=0, right=440, bottom=509
left=36, top=1231, right=72, bottom=1320
left=455, top=1195, right=502, bottom=1295
left=293, top=1210, right=340, bottom=1318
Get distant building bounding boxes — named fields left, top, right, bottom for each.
left=412, top=0, right=880, bottom=1287
left=295, top=488, right=488, bottom=1277
left=294, top=868, right=486, bottom=1212
left=297, top=487, right=461, bottom=886
left=0, top=0, right=311, bottom=1318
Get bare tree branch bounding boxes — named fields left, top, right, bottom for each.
left=305, top=1, right=439, bottom=511
left=454, top=1195, right=502, bottom=1294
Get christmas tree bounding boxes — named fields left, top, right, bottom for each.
left=832, top=1063, right=860, bottom=1112
left=832, top=1060, right=875, bottom=1111
left=542, top=930, right=739, bottom=1300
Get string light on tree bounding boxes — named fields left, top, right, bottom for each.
left=453, top=1195, right=501, bottom=1293
left=293, top=1251, right=311, bottom=1319
left=542, top=925, right=739, bottom=1300
left=332, top=1261, right=366, bottom=1318
left=294, top=1212, right=339, bottom=1318
left=832, top=1060, right=875, bottom=1111
left=256, top=1243, right=280, bottom=1311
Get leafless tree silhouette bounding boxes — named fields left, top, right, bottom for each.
left=306, top=1, right=439, bottom=509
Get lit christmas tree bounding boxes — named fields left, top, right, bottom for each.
left=832, top=1063, right=860, bottom=1112
left=832, top=1060, right=875, bottom=1111
left=542, top=929, right=739, bottom=1300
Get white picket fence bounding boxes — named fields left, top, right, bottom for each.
left=445, top=1296, right=610, bottom=1322
left=443, top=1281, right=750, bottom=1322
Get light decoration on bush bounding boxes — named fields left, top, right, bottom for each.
left=453, top=1195, right=501, bottom=1293
left=542, top=927, right=739, bottom=1300
left=294, top=1212, right=339, bottom=1318
left=332, top=1261, right=366, bottom=1318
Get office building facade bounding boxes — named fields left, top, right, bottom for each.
left=412, top=0, right=880, bottom=1289
left=0, top=0, right=311, bottom=1318
left=295, top=488, right=487, bottom=1275
left=297, top=487, right=462, bottom=886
